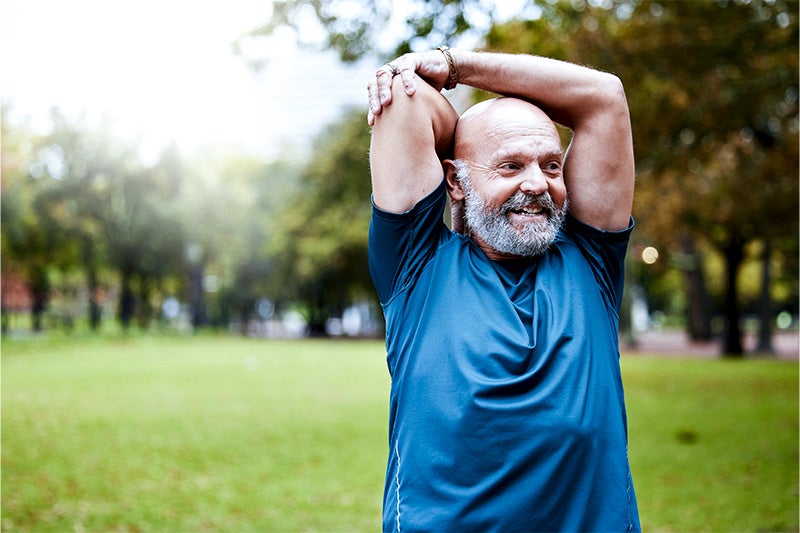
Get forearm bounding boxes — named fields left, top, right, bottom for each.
left=451, top=50, right=626, bottom=129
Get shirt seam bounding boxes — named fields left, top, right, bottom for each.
left=395, top=440, right=402, bottom=533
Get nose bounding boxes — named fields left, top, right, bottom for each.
left=519, top=166, right=548, bottom=195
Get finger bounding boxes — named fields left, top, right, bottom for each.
left=376, top=67, right=394, bottom=106
left=396, top=65, right=418, bottom=96
left=367, top=109, right=375, bottom=127
left=367, top=78, right=383, bottom=118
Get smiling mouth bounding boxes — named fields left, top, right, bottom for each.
left=510, top=205, right=545, bottom=216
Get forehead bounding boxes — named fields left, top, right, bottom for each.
left=485, top=120, right=563, bottom=157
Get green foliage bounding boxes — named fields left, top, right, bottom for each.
left=623, top=1, right=797, bottom=249
left=2, top=336, right=797, bottom=531
left=267, top=107, right=374, bottom=331
left=181, top=150, right=304, bottom=327
left=2, top=100, right=373, bottom=334
left=245, top=0, right=492, bottom=62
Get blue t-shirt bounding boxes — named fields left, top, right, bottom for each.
left=369, top=180, right=640, bottom=533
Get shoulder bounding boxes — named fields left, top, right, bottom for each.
left=369, top=181, right=456, bottom=303
left=552, top=215, right=633, bottom=270
left=548, top=214, right=634, bottom=310
left=562, top=214, right=635, bottom=244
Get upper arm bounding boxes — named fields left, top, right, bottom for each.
left=561, top=74, right=634, bottom=232
left=369, top=75, right=459, bottom=213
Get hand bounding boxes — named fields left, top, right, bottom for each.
left=367, top=49, right=453, bottom=126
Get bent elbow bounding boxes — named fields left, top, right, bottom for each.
left=598, top=72, right=629, bottom=111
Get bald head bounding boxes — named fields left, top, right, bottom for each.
left=454, top=98, right=560, bottom=160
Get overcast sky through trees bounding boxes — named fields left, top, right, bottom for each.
left=1, top=0, right=382, bottom=160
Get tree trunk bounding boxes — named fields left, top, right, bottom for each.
left=756, top=241, right=774, bottom=354
left=680, top=236, right=713, bottom=341
left=137, top=277, right=152, bottom=329
left=119, top=268, right=135, bottom=329
left=31, top=289, right=47, bottom=332
left=304, top=282, right=332, bottom=337
left=88, top=273, right=102, bottom=331
left=83, top=239, right=101, bottom=331
left=306, top=294, right=329, bottom=338
left=188, top=263, right=206, bottom=329
left=721, top=234, right=745, bottom=356
left=29, top=266, right=49, bottom=333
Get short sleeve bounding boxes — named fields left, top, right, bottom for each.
left=563, top=215, right=634, bottom=313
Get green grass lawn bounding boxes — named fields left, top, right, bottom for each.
left=2, top=335, right=797, bottom=532
left=623, top=356, right=798, bottom=532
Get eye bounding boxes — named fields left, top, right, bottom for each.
left=499, top=162, right=522, bottom=171
left=543, top=161, right=561, bottom=173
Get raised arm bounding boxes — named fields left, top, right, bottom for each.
left=369, top=71, right=459, bottom=214
left=371, top=49, right=634, bottom=231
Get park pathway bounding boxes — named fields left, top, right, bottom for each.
left=622, top=329, right=799, bottom=360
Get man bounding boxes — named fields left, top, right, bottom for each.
left=366, top=48, right=640, bottom=532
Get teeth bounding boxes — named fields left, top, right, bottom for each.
left=514, top=206, right=542, bottom=215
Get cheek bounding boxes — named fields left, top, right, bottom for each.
left=549, top=181, right=568, bottom=207
left=475, top=180, right=515, bottom=209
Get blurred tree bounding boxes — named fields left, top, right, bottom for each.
left=242, top=0, right=537, bottom=62
left=12, top=110, right=190, bottom=330
left=206, top=151, right=303, bottom=330
left=27, top=111, right=118, bottom=330
left=1, top=107, right=58, bottom=331
left=605, top=0, right=796, bottom=355
left=2, top=104, right=304, bottom=335
left=110, top=149, right=186, bottom=329
left=269, top=107, right=373, bottom=335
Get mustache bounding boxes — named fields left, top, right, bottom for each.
left=501, top=191, right=558, bottom=215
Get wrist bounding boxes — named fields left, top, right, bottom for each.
left=437, top=46, right=460, bottom=90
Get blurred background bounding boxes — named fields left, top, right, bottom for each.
left=2, top=1, right=798, bottom=531
left=2, top=0, right=798, bottom=357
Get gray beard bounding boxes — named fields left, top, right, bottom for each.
left=458, top=167, right=567, bottom=258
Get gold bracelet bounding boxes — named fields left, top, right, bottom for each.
left=438, top=46, right=459, bottom=90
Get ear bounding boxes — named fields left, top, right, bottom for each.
left=443, top=159, right=465, bottom=202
